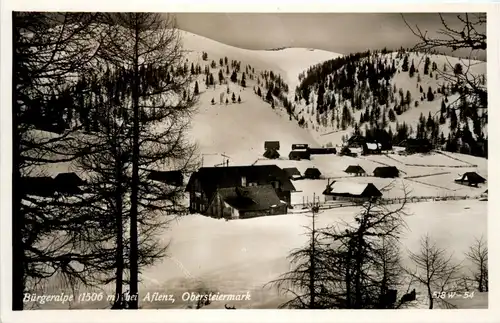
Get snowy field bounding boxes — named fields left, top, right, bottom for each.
left=36, top=200, right=485, bottom=310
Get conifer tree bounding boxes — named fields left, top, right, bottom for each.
left=405, top=90, right=412, bottom=105
left=266, top=88, right=273, bottom=102
left=218, top=69, right=224, bottom=84
left=317, top=83, right=325, bottom=110
left=409, top=60, right=416, bottom=77
left=427, top=86, right=435, bottom=101
left=424, top=57, right=430, bottom=75
left=241, top=72, right=246, bottom=87
left=194, top=81, right=199, bottom=95
left=402, top=55, right=409, bottom=72
left=230, top=70, right=238, bottom=83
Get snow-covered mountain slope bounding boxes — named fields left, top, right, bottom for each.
left=180, top=30, right=342, bottom=91
left=177, top=30, right=342, bottom=165
left=291, top=51, right=487, bottom=146
left=178, top=31, right=487, bottom=198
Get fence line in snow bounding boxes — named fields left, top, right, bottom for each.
left=291, top=194, right=479, bottom=210
left=404, top=177, right=456, bottom=191
left=383, top=153, right=474, bottom=169
left=403, top=172, right=451, bottom=179
left=434, top=150, right=478, bottom=167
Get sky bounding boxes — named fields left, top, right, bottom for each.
left=174, top=13, right=486, bottom=60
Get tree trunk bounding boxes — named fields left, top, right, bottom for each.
left=12, top=126, right=25, bottom=311
left=427, top=285, right=433, bottom=309
left=112, top=146, right=124, bottom=309
left=12, top=28, right=25, bottom=309
left=345, top=242, right=352, bottom=308
left=309, top=205, right=316, bottom=309
left=128, top=15, right=140, bottom=309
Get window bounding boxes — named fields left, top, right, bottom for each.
left=271, top=181, right=280, bottom=189
left=241, top=176, right=247, bottom=187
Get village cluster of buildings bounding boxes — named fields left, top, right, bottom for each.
left=20, top=138, right=486, bottom=221
left=263, top=142, right=337, bottom=161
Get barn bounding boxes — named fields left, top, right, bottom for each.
left=307, top=147, right=337, bottom=155
left=147, top=170, right=184, bottom=187
left=304, top=168, right=321, bottom=179
left=405, top=138, right=433, bottom=154
left=291, top=144, right=309, bottom=150
left=373, top=166, right=400, bottom=178
left=207, top=185, right=288, bottom=219
left=339, top=146, right=357, bottom=157
left=323, top=181, right=383, bottom=202
left=362, top=142, right=382, bottom=155
left=185, top=165, right=295, bottom=214
left=344, top=165, right=366, bottom=176
left=454, top=172, right=486, bottom=187
left=21, top=176, right=57, bottom=197
left=347, top=134, right=366, bottom=148
left=282, top=167, right=302, bottom=180
left=264, top=141, right=280, bottom=151
left=53, top=172, right=85, bottom=195
left=289, top=149, right=311, bottom=160
left=21, top=174, right=84, bottom=197
left=263, top=149, right=280, bottom=159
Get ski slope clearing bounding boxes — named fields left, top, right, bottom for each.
left=189, top=86, right=317, bottom=166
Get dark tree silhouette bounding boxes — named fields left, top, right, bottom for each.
left=268, top=188, right=412, bottom=309
left=12, top=12, right=103, bottom=310
left=96, top=13, right=199, bottom=309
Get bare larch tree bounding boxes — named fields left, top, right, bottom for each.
left=405, top=234, right=462, bottom=309
left=95, top=13, right=199, bottom=309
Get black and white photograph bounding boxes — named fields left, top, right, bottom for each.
left=1, top=2, right=497, bottom=322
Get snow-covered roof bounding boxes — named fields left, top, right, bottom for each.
left=366, top=143, right=381, bottom=150
left=292, top=148, right=308, bottom=152
left=329, top=182, right=371, bottom=195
